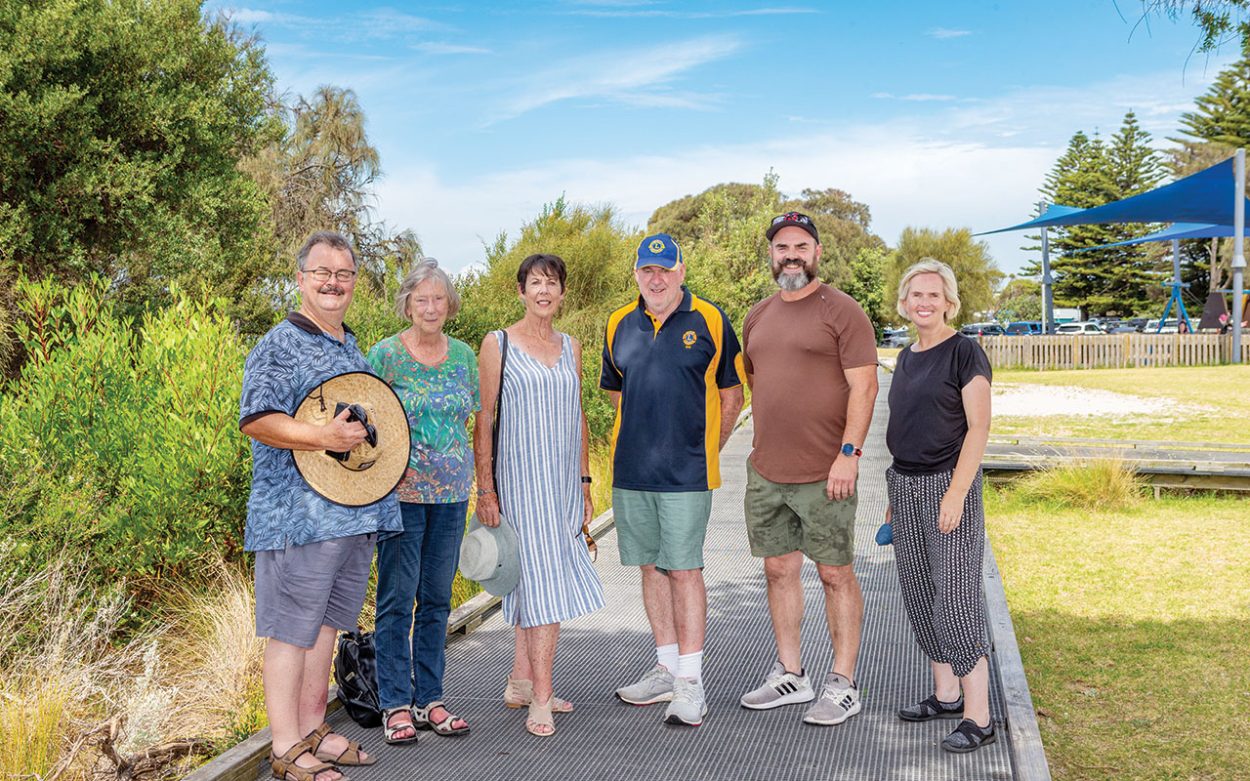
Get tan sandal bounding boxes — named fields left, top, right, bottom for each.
left=306, top=722, right=375, bottom=766
left=269, top=739, right=341, bottom=781
left=525, top=697, right=555, bottom=737
left=504, top=676, right=573, bottom=712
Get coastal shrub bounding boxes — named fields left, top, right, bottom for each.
left=0, top=278, right=251, bottom=602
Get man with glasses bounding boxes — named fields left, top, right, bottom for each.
left=602, top=233, right=744, bottom=727
left=240, top=231, right=402, bottom=780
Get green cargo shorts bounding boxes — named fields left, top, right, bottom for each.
left=613, top=488, right=713, bottom=572
left=744, top=461, right=857, bottom=566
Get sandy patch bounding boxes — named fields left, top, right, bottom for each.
left=993, top=383, right=1210, bottom=418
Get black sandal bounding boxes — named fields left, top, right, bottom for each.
left=898, top=694, right=964, bottom=722
left=941, top=719, right=996, bottom=753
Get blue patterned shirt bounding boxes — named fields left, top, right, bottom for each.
left=239, top=313, right=403, bottom=552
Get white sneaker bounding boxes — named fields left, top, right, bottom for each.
left=739, top=662, right=816, bottom=710
left=803, top=672, right=862, bottom=726
left=663, top=677, right=708, bottom=726
left=615, top=664, right=676, bottom=705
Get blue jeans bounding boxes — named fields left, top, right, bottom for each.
left=375, top=500, right=468, bottom=709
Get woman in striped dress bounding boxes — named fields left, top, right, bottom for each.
left=473, top=253, right=605, bottom=737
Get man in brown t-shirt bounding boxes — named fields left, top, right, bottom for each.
left=738, top=211, right=879, bottom=726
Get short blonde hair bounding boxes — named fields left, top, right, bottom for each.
left=396, top=258, right=461, bottom=321
left=897, top=258, right=961, bottom=322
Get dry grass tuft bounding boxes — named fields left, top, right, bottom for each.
left=0, top=547, right=148, bottom=781
left=161, top=561, right=267, bottom=750
left=1013, top=457, right=1145, bottom=511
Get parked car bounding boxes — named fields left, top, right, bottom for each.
left=1056, top=321, right=1106, bottom=334
left=1005, top=321, right=1044, bottom=335
left=880, top=326, right=912, bottom=348
left=1144, top=318, right=1179, bottom=334
left=959, top=322, right=1006, bottom=337
left=1108, top=324, right=1139, bottom=334
left=1125, top=317, right=1150, bottom=332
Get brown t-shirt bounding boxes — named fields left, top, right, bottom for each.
left=742, top=283, right=877, bottom=483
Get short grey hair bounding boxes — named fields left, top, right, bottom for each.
left=296, top=231, right=358, bottom=271
left=897, top=258, right=961, bottom=322
left=396, top=258, right=461, bottom=321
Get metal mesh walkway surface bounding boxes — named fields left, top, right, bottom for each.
left=264, top=372, right=1022, bottom=781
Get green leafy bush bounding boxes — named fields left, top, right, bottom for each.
left=0, top=278, right=251, bottom=604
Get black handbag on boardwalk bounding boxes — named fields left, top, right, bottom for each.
left=334, top=629, right=382, bottom=728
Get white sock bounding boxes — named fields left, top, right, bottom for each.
left=677, top=650, right=704, bottom=682
left=656, top=643, right=680, bottom=673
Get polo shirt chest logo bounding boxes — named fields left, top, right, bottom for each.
left=682, top=330, right=698, bottom=348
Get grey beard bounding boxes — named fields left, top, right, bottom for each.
left=777, top=269, right=811, bottom=292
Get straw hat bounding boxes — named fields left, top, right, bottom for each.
left=292, top=371, right=410, bottom=507
left=458, top=513, right=520, bottom=596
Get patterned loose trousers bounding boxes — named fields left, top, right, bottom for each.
left=885, top=467, right=990, bottom=678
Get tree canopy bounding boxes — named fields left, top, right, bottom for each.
left=0, top=0, right=279, bottom=311
left=885, top=227, right=1002, bottom=326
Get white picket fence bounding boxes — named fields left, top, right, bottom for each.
left=976, top=333, right=1250, bottom=369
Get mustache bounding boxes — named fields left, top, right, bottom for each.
left=317, top=284, right=346, bottom=295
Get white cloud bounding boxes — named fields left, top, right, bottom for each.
left=414, top=42, right=492, bottom=55
left=928, top=27, right=972, bottom=39
left=375, top=128, right=1056, bottom=278
left=487, top=34, right=741, bottom=123
left=372, top=64, right=1234, bottom=279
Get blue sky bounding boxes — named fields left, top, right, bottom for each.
left=210, top=1, right=1240, bottom=277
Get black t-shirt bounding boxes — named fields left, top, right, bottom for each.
left=886, top=334, right=992, bottom=474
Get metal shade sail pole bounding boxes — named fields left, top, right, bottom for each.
left=1040, top=201, right=1054, bottom=334
left=1235, top=149, right=1246, bottom=363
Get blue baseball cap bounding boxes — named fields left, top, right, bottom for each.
left=635, top=233, right=683, bottom=269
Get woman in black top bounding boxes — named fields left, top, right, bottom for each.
left=885, top=258, right=994, bottom=753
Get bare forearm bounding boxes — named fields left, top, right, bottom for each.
left=473, top=415, right=495, bottom=492
left=241, top=413, right=326, bottom=451
left=948, top=422, right=990, bottom=499
left=841, top=380, right=877, bottom=448
left=718, top=386, right=744, bottom=450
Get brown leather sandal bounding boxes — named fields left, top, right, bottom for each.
left=306, top=722, right=376, bottom=766
left=268, top=739, right=340, bottom=781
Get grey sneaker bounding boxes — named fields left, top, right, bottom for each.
left=740, top=662, right=815, bottom=710
left=615, top=664, right=675, bottom=705
left=802, top=673, right=862, bottom=725
left=663, top=677, right=708, bottom=726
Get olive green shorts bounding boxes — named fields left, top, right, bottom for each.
left=743, top=461, right=857, bottom=566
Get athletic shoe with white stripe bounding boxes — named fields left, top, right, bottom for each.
left=739, top=662, right=816, bottom=710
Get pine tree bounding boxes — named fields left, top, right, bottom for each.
left=1036, top=115, right=1165, bottom=316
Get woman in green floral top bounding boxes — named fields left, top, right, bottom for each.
left=367, top=259, right=479, bottom=743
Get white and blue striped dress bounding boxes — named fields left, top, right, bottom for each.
left=495, top=331, right=605, bottom=628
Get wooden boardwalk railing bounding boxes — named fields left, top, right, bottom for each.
left=976, top=333, right=1250, bottom=369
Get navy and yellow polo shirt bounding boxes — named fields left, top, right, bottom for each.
left=600, top=286, right=744, bottom=492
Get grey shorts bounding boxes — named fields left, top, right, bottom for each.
left=255, top=533, right=375, bottom=649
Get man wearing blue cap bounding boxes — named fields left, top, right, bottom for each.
left=601, top=232, right=744, bottom=727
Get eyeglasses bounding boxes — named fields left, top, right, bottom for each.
left=302, top=267, right=358, bottom=283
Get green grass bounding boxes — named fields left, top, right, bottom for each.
left=987, top=483, right=1250, bottom=780
left=993, top=364, right=1250, bottom=443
